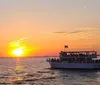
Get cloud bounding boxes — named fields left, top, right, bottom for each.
left=53, top=27, right=100, bottom=35
left=68, top=30, right=85, bottom=34
left=77, top=27, right=100, bottom=31
left=53, top=31, right=67, bottom=34
left=53, top=30, right=85, bottom=35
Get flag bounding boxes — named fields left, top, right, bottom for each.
left=65, top=45, right=68, bottom=48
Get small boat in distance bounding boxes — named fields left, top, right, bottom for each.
left=47, top=46, right=100, bottom=69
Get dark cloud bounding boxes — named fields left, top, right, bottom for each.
left=68, top=30, right=85, bottom=34
left=53, top=30, right=85, bottom=34
left=53, top=27, right=100, bottom=35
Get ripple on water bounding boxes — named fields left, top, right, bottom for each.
left=0, top=58, right=100, bottom=85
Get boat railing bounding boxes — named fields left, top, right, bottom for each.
left=60, top=51, right=97, bottom=58
left=47, top=58, right=100, bottom=63
left=60, top=54, right=97, bottom=58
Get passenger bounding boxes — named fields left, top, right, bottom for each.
left=57, top=59, right=59, bottom=62
left=51, top=58, right=54, bottom=62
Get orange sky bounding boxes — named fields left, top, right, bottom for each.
left=0, top=0, right=100, bottom=57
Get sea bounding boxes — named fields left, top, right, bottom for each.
left=0, top=57, right=100, bottom=85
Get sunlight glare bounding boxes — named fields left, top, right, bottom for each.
left=12, top=47, right=24, bottom=57
left=8, top=38, right=34, bottom=57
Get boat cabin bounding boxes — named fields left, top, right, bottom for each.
left=60, top=51, right=97, bottom=59
left=47, top=50, right=99, bottom=63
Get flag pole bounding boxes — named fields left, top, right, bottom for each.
left=64, top=45, right=68, bottom=52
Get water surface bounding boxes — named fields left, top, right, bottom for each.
left=0, top=58, right=100, bottom=85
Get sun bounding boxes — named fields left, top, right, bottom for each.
left=12, top=47, right=24, bottom=57
left=8, top=41, right=31, bottom=57
left=7, top=38, right=34, bottom=58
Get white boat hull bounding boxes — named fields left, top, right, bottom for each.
left=48, top=62, right=100, bottom=69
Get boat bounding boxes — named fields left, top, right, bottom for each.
left=47, top=46, right=100, bottom=69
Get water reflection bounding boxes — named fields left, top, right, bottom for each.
left=55, top=69, right=100, bottom=85
left=1, top=58, right=100, bottom=85
left=15, top=58, right=23, bottom=72
left=11, top=58, right=24, bottom=84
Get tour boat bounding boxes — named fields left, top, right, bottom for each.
left=47, top=46, right=100, bottom=69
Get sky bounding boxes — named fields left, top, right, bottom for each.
left=0, top=0, right=100, bottom=56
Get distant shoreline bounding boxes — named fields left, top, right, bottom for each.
left=0, top=56, right=58, bottom=58
left=0, top=55, right=99, bottom=58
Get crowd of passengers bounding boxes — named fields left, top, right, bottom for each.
left=61, top=53, right=96, bottom=57
left=49, top=58, right=100, bottom=63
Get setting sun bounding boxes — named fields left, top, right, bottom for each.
left=12, top=47, right=24, bottom=57
left=7, top=38, right=33, bottom=58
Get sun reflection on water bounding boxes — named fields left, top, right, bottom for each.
left=12, top=58, right=24, bottom=84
